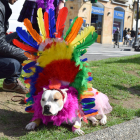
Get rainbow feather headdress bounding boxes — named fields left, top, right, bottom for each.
left=13, top=7, right=98, bottom=118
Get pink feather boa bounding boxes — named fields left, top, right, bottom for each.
left=31, top=86, right=79, bottom=126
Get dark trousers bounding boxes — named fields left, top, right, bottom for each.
left=0, top=32, right=22, bottom=83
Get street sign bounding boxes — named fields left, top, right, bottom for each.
left=134, top=1, right=140, bottom=20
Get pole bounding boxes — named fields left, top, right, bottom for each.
left=134, top=0, right=139, bottom=50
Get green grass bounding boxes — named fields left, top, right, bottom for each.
left=1, top=54, right=140, bottom=140
left=90, top=54, right=140, bottom=99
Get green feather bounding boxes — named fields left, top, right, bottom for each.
left=64, top=16, right=78, bottom=40
left=75, top=32, right=98, bottom=50
left=80, top=49, right=87, bottom=56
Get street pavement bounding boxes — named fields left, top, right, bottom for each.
left=81, top=43, right=140, bottom=61
left=71, top=117, right=140, bottom=140
left=72, top=43, right=140, bottom=140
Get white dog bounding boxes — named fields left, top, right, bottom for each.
left=25, top=88, right=108, bottom=135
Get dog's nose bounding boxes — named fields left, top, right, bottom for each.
left=44, top=105, right=51, bottom=110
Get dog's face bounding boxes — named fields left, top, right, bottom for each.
left=41, top=88, right=68, bottom=116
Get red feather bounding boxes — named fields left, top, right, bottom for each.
left=13, top=39, right=38, bottom=53
left=44, top=12, right=50, bottom=38
left=55, top=7, right=68, bottom=38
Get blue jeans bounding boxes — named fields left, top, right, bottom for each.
left=0, top=32, right=22, bottom=83
left=0, top=57, right=22, bottom=83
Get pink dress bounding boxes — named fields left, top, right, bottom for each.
left=91, top=88, right=112, bottom=115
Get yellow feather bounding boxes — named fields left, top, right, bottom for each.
left=23, top=60, right=33, bottom=64
left=22, top=72, right=34, bottom=78
left=26, top=84, right=30, bottom=89
left=69, top=26, right=95, bottom=47
left=37, top=8, right=46, bottom=41
left=37, top=42, right=73, bottom=68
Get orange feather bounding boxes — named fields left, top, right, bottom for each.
left=24, top=52, right=37, bottom=60
left=24, top=18, right=43, bottom=44
left=65, top=17, right=83, bottom=43
left=85, top=112, right=98, bottom=118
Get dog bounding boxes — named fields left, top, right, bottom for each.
left=25, top=87, right=110, bottom=135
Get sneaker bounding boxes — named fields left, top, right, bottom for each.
left=3, top=79, right=29, bottom=94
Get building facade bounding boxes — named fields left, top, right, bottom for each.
left=65, top=0, right=133, bottom=44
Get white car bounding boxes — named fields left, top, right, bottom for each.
left=8, top=0, right=26, bottom=32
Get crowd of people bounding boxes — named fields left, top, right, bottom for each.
left=123, top=28, right=135, bottom=46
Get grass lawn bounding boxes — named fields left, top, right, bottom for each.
left=1, top=54, right=140, bottom=140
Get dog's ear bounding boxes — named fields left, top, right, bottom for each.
left=43, top=88, right=47, bottom=92
left=61, top=88, right=68, bottom=103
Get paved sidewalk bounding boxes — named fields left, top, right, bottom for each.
left=81, top=43, right=140, bottom=61
left=88, top=43, right=135, bottom=52
left=71, top=117, right=140, bottom=140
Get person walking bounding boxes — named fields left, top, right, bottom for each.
left=123, top=28, right=127, bottom=45
left=130, top=28, right=135, bottom=46
left=114, top=28, right=120, bottom=48
left=0, top=0, right=29, bottom=94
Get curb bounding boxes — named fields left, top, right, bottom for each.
left=71, top=117, right=140, bottom=140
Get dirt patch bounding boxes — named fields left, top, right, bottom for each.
left=127, top=70, right=140, bottom=78
left=109, top=94, right=140, bottom=110
left=0, top=90, right=32, bottom=139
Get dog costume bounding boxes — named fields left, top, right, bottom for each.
left=13, top=7, right=112, bottom=134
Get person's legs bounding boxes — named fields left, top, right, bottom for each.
left=0, top=57, right=22, bottom=82
left=0, top=57, right=29, bottom=94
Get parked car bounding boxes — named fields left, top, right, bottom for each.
left=8, top=0, right=26, bottom=32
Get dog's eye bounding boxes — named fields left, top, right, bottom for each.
left=54, top=99, right=58, bottom=102
left=42, top=98, right=45, bottom=101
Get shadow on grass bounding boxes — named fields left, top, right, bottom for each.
left=113, top=85, right=140, bottom=96
left=105, top=56, right=140, bottom=65
left=0, top=109, right=71, bottom=138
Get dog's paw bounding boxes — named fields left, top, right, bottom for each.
left=25, top=122, right=37, bottom=130
left=73, top=129, right=85, bottom=135
left=92, top=120, right=99, bottom=126
left=100, top=115, right=107, bottom=125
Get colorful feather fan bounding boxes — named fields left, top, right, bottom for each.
left=15, top=8, right=98, bottom=120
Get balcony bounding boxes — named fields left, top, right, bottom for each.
left=114, top=0, right=129, bottom=3
left=111, top=0, right=129, bottom=6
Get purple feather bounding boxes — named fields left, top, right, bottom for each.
left=36, top=0, right=55, bottom=12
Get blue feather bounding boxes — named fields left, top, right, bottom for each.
left=86, top=76, right=93, bottom=81
left=49, top=9, right=56, bottom=38
left=81, top=98, right=95, bottom=104
left=16, top=27, right=39, bottom=49
left=81, top=58, right=88, bottom=62
left=23, top=61, right=36, bottom=71
left=82, top=103, right=95, bottom=109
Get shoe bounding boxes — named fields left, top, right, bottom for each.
left=3, top=79, right=29, bottom=94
